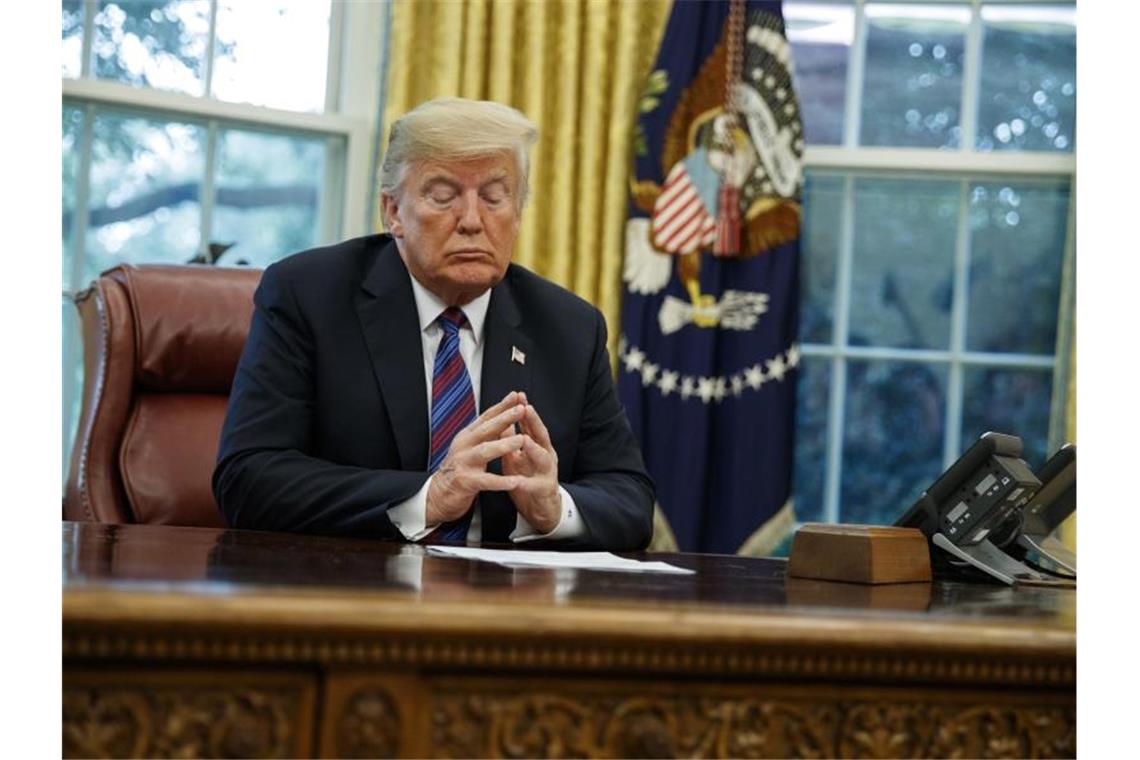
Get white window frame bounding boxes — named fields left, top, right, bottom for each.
left=792, top=0, right=1076, bottom=523
left=63, top=0, right=388, bottom=280
left=61, top=0, right=391, bottom=477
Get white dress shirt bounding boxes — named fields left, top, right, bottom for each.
left=386, top=274, right=584, bottom=544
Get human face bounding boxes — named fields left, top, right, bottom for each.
left=383, top=154, right=522, bottom=306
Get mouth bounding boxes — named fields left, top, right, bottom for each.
left=448, top=248, right=493, bottom=260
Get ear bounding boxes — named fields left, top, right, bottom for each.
left=381, top=193, right=404, bottom=238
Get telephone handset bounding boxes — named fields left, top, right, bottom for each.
left=894, top=432, right=1055, bottom=585
left=993, top=444, right=1076, bottom=576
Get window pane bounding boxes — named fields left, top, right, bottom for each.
left=63, top=106, right=84, bottom=271
left=85, top=112, right=205, bottom=281
left=960, top=366, right=1052, bottom=471
left=63, top=298, right=83, bottom=484
left=62, top=0, right=84, bottom=78
left=92, top=0, right=210, bottom=95
left=861, top=4, right=968, bottom=148
left=848, top=177, right=959, bottom=351
left=977, top=5, right=1076, bottom=152
left=793, top=356, right=830, bottom=523
left=212, top=0, right=332, bottom=112
left=841, top=359, right=947, bottom=525
left=210, top=129, right=330, bottom=267
left=785, top=2, right=852, bottom=145
left=800, top=171, right=843, bottom=344
left=967, top=179, right=1069, bottom=354
left=62, top=106, right=85, bottom=485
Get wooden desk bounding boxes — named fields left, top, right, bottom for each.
left=62, top=522, right=1075, bottom=758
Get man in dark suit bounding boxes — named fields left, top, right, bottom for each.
left=213, top=97, right=654, bottom=551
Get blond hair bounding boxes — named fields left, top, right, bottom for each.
left=379, top=97, right=539, bottom=209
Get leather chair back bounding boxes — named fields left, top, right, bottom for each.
left=64, top=264, right=262, bottom=526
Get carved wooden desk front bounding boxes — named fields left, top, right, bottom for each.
left=62, top=522, right=1075, bottom=758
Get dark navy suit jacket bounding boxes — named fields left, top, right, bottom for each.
left=213, top=234, right=654, bottom=550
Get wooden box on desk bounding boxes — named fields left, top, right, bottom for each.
left=788, top=524, right=932, bottom=584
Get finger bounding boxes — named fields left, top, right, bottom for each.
left=498, top=431, right=527, bottom=460
left=512, top=391, right=527, bottom=434
left=501, top=436, right=547, bottom=479
left=461, top=402, right=526, bottom=444
left=502, top=446, right=532, bottom=477
left=467, top=472, right=522, bottom=492
left=471, top=391, right=521, bottom=426
left=518, top=434, right=553, bottom=470
left=522, top=405, right=554, bottom=450
left=498, top=427, right=525, bottom=471
left=486, top=391, right=521, bottom=416
left=462, top=435, right=526, bottom=465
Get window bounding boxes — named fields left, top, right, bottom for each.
left=786, top=0, right=1075, bottom=527
left=61, top=0, right=387, bottom=478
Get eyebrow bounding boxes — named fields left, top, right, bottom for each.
left=419, top=171, right=511, bottom=192
left=480, top=171, right=509, bottom=185
left=420, top=175, right=460, bottom=191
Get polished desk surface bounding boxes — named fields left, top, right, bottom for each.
left=63, top=521, right=1076, bottom=758
left=63, top=521, right=1074, bottom=659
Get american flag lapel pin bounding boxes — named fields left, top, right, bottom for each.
left=511, top=345, right=526, bottom=365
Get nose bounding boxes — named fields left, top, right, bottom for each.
left=455, top=190, right=484, bottom=235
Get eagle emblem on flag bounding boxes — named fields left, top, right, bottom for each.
left=625, top=3, right=804, bottom=336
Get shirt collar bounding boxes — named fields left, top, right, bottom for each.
left=407, top=272, right=491, bottom=343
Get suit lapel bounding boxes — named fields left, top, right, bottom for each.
left=480, top=268, right=533, bottom=543
left=355, top=239, right=429, bottom=471
left=481, top=268, right=533, bottom=415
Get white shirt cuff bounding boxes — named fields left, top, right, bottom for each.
left=387, top=475, right=437, bottom=542
left=510, top=485, right=585, bottom=542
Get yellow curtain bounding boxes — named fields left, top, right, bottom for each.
left=1060, top=329, right=1076, bottom=551
left=381, top=0, right=672, bottom=362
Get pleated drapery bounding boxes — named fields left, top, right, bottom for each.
left=381, top=0, right=672, bottom=363
left=1061, top=331, right=1076, bottom=551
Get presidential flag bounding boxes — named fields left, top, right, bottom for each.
left=619, top=0, right=804, bottom=554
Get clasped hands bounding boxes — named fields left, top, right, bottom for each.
left=425, top=391, right=562, bottom=533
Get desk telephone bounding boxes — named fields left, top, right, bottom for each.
left=894, top=432, right=1076, bottom=586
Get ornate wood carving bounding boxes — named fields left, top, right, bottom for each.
left=336, top=689, right=401, bottom=758
left=924, top=706, right=1077, bottom=759
left=62, top=684, right=303, bottom=758
left=431, top=692, right=1076, bottom=759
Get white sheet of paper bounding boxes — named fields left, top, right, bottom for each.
left=425, top=546, right=693, bottom=575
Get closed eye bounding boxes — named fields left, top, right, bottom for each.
left=481, top=182, right=510, bottom=206
left=422, top=179, right=459, bottom=206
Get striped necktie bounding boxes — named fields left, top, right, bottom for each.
left=428, top=307, right=478, bottom=542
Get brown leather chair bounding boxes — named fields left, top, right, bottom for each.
left=64, top=264, right=263, bottom=527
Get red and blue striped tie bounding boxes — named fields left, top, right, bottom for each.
left=428, top=307, right=477, bottom=542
